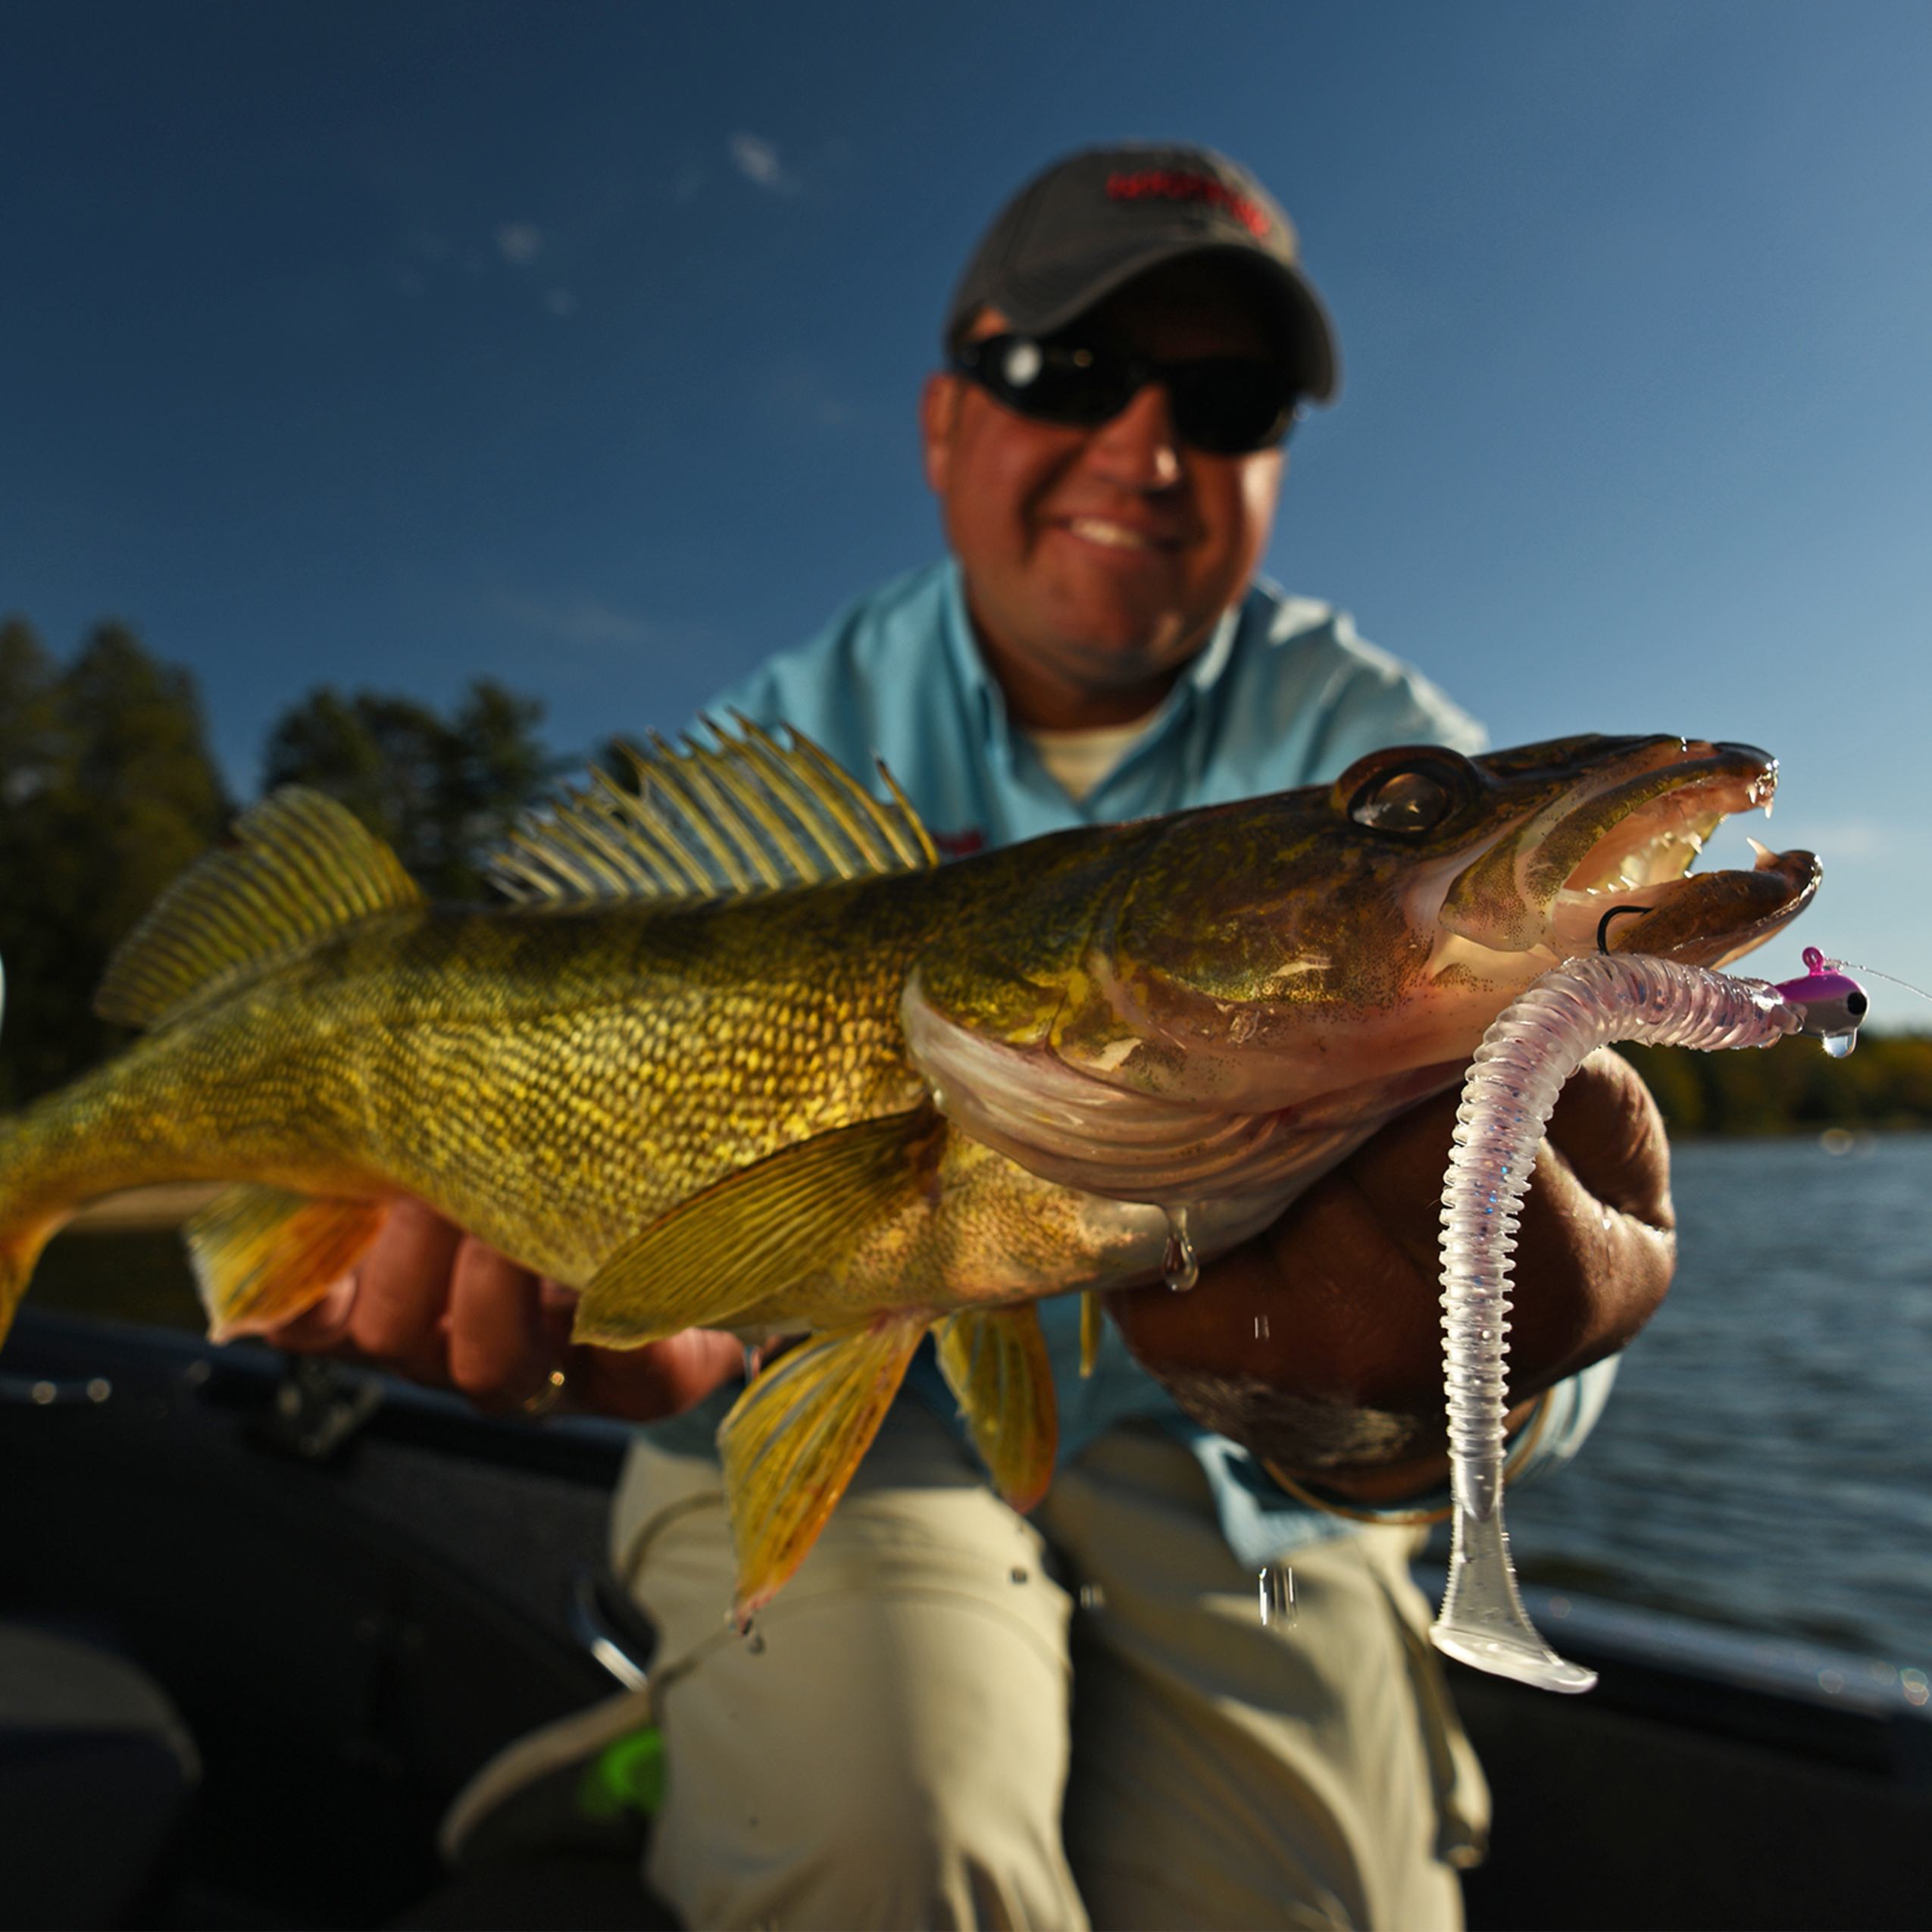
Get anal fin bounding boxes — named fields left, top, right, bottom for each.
left=719, top=1314, right=926, bottom=1621
left=186, top=1184, right=389, bottom=1341
left=574, top=1105, right=941, bottom=1349
left=936, top=1303, right=1058, bottom=1514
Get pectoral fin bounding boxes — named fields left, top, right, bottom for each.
left=936, top=1303, right=1058, bottom=1514
left=186, top=1184, right=389, bottom=1341
left=573, top=1105, right=941, bottom=1348
left=718, top=1314, right=927, bottom=1618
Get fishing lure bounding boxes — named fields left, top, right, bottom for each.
left=1774, top=948, right=1870, bottom=1057
left=1430, top=948, right=1868, bottom=1690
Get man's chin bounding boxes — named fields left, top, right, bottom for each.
left=966, top=566, right=1215, bottom=721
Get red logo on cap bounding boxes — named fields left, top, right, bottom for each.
left=1105, top=169, right=1271, bottom=240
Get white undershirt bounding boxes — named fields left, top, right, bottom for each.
left=1021, top=717, right=1158, bottom=803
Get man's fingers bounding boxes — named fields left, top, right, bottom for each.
left=259, top=1276, right=359, bottom=1352
left=240, top=1193, right=743, bottom=1427
left=1108, top=1140, right=1443, bottom=1407
left=442, top=1236, right=552, bottom=1406
left=572, top=1328, right=746, bottom=1421
left=1510, top=1052, right=1676, bottom=1377
left=1107, top=1050, right=1680, bottom=1482
left=1542, top=1048, right=1674, bottom=1230
left=445, top=1238, right=553, bottom=1410
left=343, top=1199, right=464, bottom=1381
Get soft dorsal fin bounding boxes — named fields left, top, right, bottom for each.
left=486, top=716, right=938, bottom=906
left=95, top=786, right=424, bottom=1031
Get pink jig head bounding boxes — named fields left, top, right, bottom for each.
left=1768, top=947, right=1869, bottom=1058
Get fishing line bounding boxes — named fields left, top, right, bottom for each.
left=1818, top=958, right=1932, bottom=1007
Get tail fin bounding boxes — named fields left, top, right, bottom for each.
left=0, top=944, right=64, bottom=1346
left=0, top=961, right=33, bottom=1345
left=0, top=1207, right=60, bottom=1348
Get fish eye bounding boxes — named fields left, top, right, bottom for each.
left=1347, top=766, right=1455, bottom=835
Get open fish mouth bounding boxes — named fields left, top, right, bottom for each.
left=1568, top=836, right=1821, bottom=968
left=1446, top=739, right=1821, bottom=967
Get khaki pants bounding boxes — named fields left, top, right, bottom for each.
left=611, top=1402, right=1487, bottom=1932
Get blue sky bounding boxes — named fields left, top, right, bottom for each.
left=4, top=1, right=1929, bottom=1004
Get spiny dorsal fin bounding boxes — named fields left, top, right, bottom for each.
left=486, top=715, right=938, bottom=906
left=95, top=787, right=424, bottom=1031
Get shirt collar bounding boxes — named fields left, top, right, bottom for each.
left=939, top=559, right=1019, bottom=772
left=1184, top=599, right=1243, bottom=695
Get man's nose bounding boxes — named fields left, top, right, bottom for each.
left=1083, top=382, right=1183, bottom=491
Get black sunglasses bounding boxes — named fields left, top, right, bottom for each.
left=952, top=330, right=1301, bottom=455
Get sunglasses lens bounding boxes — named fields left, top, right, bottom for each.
left=988, top=339, right=1130, bottom=425
left=963, top=336, right=1296, bottom=453
left=1168, top=361, right=1296, bottom=454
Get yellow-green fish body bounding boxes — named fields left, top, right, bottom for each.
left=0, top=726, right=1821, bottom=1610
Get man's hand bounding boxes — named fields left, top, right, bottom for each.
left=264, top=1199, right=743, bottom=1421
left=1105, top=1049, right=1675, bottom=1500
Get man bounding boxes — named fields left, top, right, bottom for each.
left=279, top=146, right=1674, bottom=1929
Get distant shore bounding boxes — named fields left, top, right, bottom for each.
left=1615, top=1033, right=1932, bottom=1136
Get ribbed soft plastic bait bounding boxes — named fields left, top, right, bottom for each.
left=1430, top=949, right=1867, bottom=1691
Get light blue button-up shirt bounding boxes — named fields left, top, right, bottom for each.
left=686, top=557, right=1615, bottom=1561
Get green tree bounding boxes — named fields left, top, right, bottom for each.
left=261, top=679, right=554, bottom=899
left=0, top=618, right=230, bottom=1105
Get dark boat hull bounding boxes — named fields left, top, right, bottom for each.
left=2, top=1307, right=1928, bottom=1930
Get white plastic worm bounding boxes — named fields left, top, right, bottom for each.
left=1428, top=952, right=1850, bottom=1692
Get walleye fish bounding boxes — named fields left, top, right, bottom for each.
left=0, top=726, right=1818, bottom=1613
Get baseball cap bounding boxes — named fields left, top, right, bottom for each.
left=944, top=144, right=1339, bottom=404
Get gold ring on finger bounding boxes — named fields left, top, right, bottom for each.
left=520, top=1365, right=568, bottom=1419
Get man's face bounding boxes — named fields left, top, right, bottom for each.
left=921, top=258, right=1286, bottom=728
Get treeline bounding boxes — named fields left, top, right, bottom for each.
left=0, top=617, right=555, bottom=1107
left=0, top=621, right=229, bottom=1104
left=1616, top=1036, right=1932, bottom=1137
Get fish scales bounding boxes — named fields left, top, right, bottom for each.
left=11, top=890, right=940, bottom=1289
left=0, top=728, right=1823, bottom=1614
left=345, top=890, right=938, bottom=1284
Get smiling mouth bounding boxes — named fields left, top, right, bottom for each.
left=1065, top=516, right=1168, bottom=553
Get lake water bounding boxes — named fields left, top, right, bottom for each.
left=1450, top=1130, right=1932, bottom=1666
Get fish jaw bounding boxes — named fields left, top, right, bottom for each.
left=1438, top=736, right=1783, bottom=956
left=1592, top=845, right=1819, bottom=967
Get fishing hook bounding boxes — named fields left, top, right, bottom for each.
left=1596, top=905, right=1653, bottom=953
